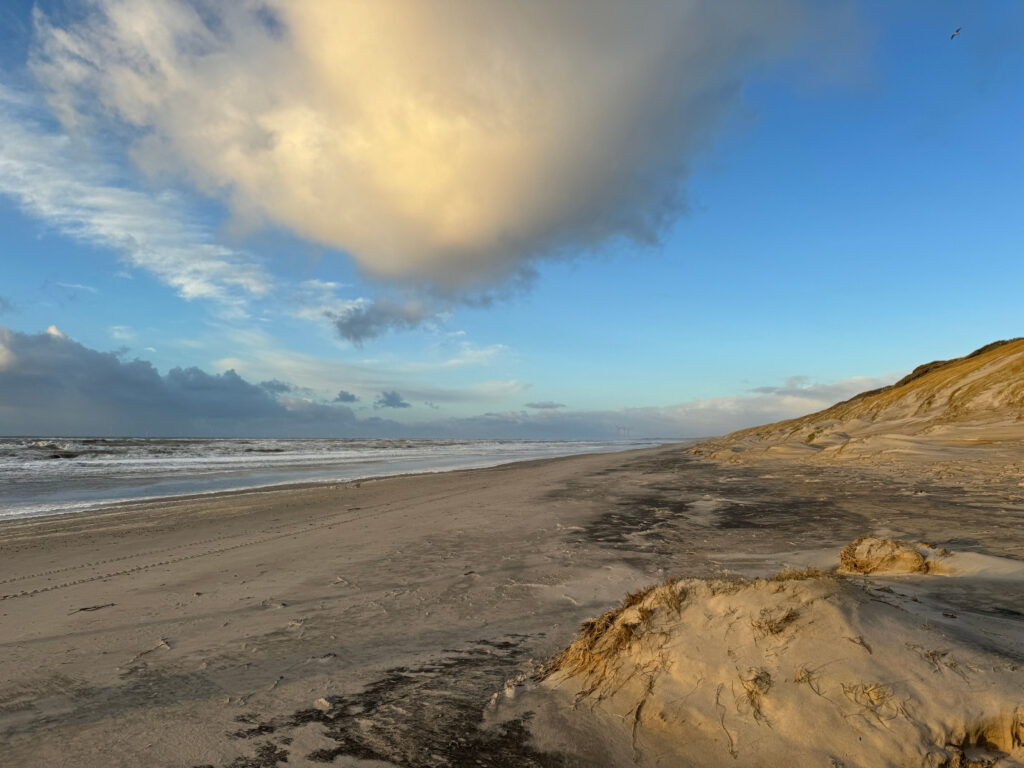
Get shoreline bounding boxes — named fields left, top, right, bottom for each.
left=0, top=440, right=677, bottom=524
left=3, top=442, right=1024, bottom=766
left=0, top=443, right=670, bottom=532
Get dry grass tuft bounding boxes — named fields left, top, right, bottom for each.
left=547, top=601, right=649, bottom=683
left=611, top=621, right=638, bottom=653
left=544, top=608, right=619, bottom=683
left=794, top=665, right=824, bottom=697
left=655, top=579, right=687, bottom=614
left=578, top=610, right=617, bottom=649
left=842, top=682, right=900, bottom=723
left=546, top=580, right=689, bottom=687
left=772, top=567, right=830, bottom=582
left=707, top=575, right=750, bottom=595
left=741, top=667, right=773, bottom=722
left=752, top=607, right=798, bottom=637
left=622, top=588, right=650, bottom=609
left=753, top=607, right=797, bottom=636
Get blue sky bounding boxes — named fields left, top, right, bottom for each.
left=1, top=1, right=1022, bottom=438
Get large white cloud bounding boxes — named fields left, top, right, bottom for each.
left=31, top=0, right=809, bottom=290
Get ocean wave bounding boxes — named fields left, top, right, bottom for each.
left=0, top=437, right=665, bottom=520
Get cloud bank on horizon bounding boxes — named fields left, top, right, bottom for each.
left=30, top=0, right=808, bottom=295
left=0, top=326, right=893, bottom=439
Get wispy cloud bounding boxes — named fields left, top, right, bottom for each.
left=205, top=326, right=523, bottom=410
left=0, top=88, right=272, bottom=315
left=747, top=375, right=890, bottom=404
left=108, top=324, right=136, bottom=341
left=393, top=342, right=508, bottom=373
left=405, top=372, right=903, bottom=440
left=56, top=281, right=98, bottom=294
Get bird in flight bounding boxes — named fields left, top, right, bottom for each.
left=951, top=27, right=962, bottom=40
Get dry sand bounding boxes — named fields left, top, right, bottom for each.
left=511, top=541, right=1024, bottom=767
left=3, top=443, right=1024, bottom=766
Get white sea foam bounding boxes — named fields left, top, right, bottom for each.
left=0, top=437, right=668, bottom=519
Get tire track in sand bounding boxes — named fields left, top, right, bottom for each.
left=0, top=507, right=376, bottom=601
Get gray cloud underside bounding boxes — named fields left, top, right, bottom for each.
left=0, top=327, right=895, bottom=439
left=334, top=390, right=358, bottom=403
left=326, top=299, right=433, bottom=344
left=525, top=401, right=565, bottom=410
left=260, top=379, right=294, bottom=395
left=374, top=391, right=411, bottom=409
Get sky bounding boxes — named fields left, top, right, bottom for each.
left=1, top=0, right=1022, bottom=439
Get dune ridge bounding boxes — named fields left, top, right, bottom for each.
left=691, top=338, right=1024, bottom=475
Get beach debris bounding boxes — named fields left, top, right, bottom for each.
left=845, top=635, right=873, bottom=654
left=68, top=602, right=115, bottom=615
left=125, top=637, right=171, bottom=665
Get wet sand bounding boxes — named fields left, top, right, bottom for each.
left=3, top=443, right=1024, bottom=766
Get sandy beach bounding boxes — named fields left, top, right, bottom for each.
left=3, top=0, right=1021, bottom=763
left=3, top=441, right=1024, bottom=766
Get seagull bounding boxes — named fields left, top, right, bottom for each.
left=951, top=27, right=961, bottom=40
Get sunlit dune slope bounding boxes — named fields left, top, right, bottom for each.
left=692, top=338, right=1024, bottom=463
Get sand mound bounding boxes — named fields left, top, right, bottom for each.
left=838, top=536, right=939, bottom=575
left=514, top=552, right=1024, bottom=767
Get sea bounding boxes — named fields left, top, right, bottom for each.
left=0, top=436, right=667, bottom=520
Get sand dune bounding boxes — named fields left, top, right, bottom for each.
left=505, top=540, right=1024, bottom=767
left=691, top=339, right=1024, bottom=486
